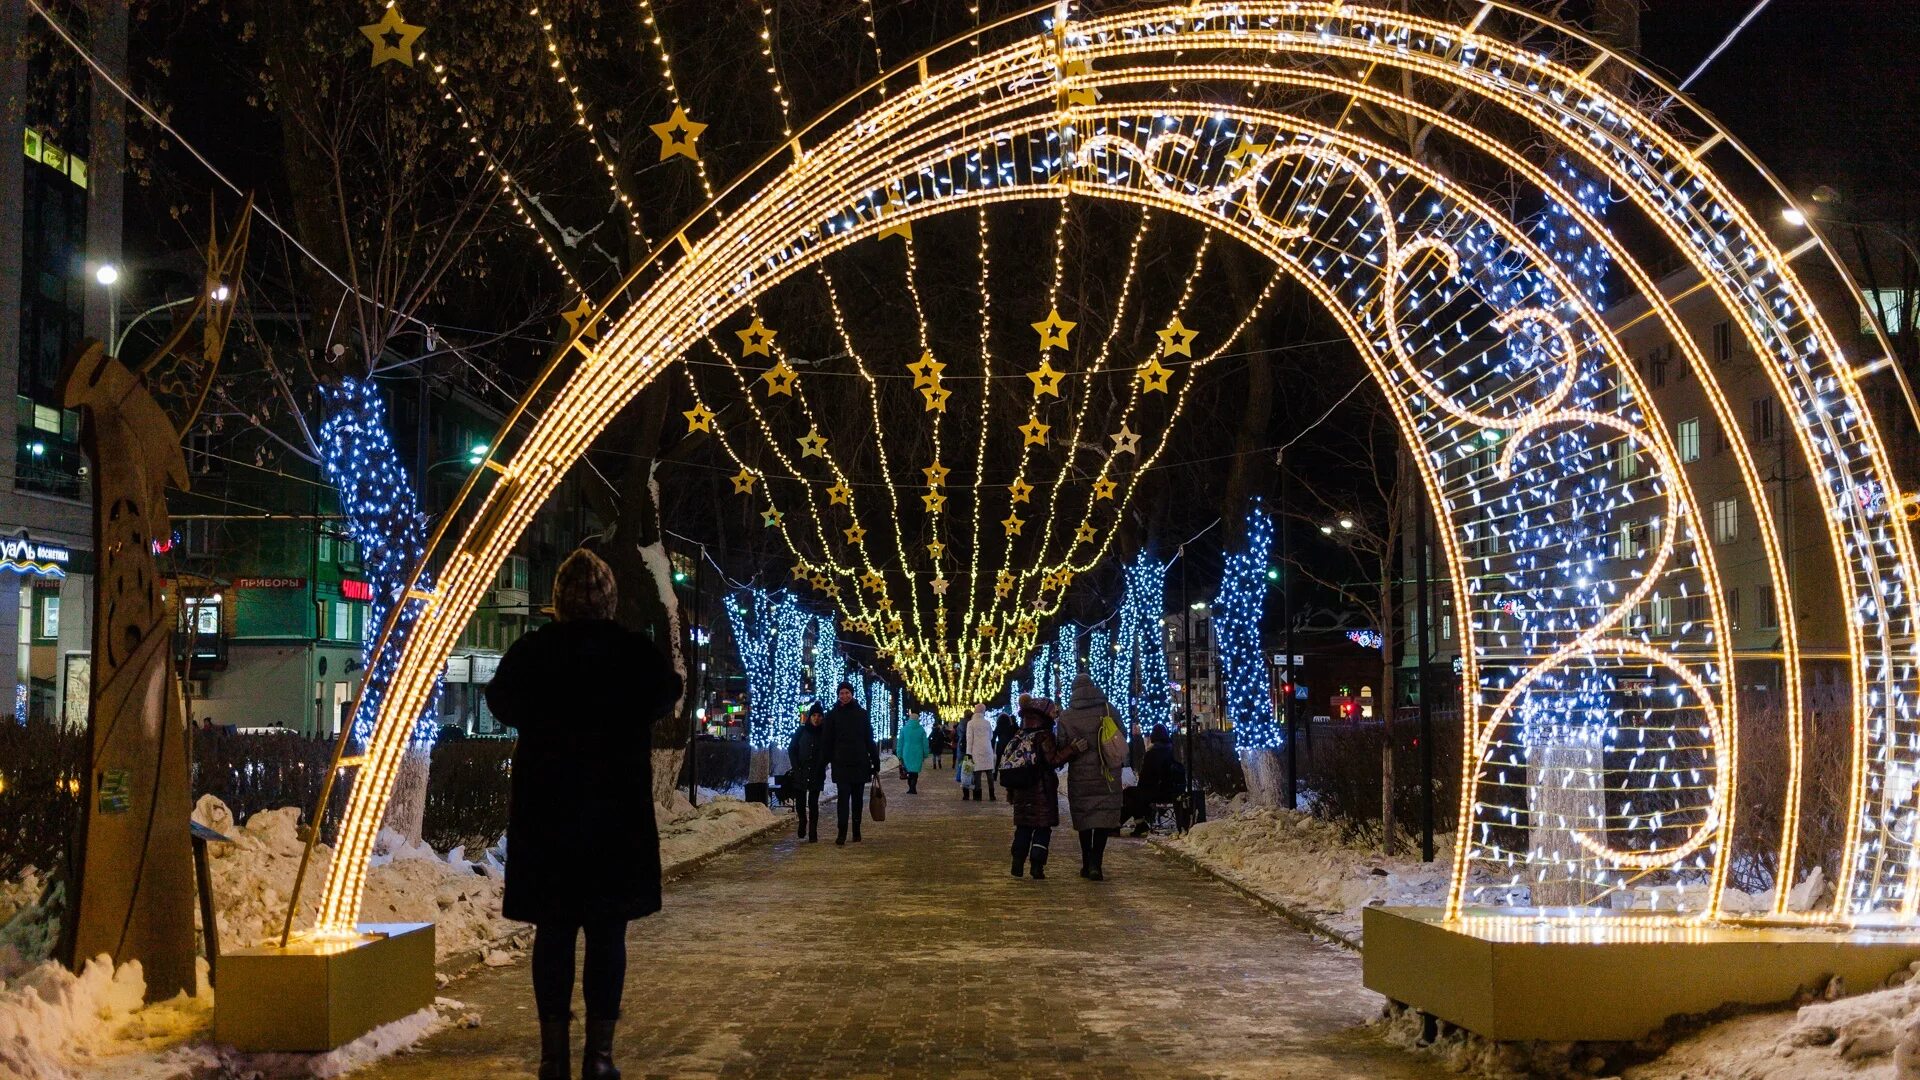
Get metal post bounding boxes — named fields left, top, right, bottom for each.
left=1180, top=548, right=1196, bottom=806
left=1417, top=489, right=1435, bottom=862
left=1282, top=459, right=1297, bottom=810
left=687, top=547, right=702, bottom=807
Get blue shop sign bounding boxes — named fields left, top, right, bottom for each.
left=0, top=532, right=73, bottom=578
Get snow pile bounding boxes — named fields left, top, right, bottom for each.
left=0, top=954, right=212, bottom=1080
left=192, top=796, right=514, bottom=962
left=1156, top=801, right=1449, bottom=943
left=659, top=795, right=779, bottom=871
left=1625, top=964, right=1920, bottom=1080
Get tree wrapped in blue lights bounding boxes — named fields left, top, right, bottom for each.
left=1087, top=629, right=1118, bottom=710
left=316, top=378, right=439, bottom=748
left=1030, top=644, right=1052, bottom=709
left=725, top=589, right=810, bottom=749
left=1119, top=554, right=1173, bottom=727
left=1053, top=624, right=1079, bottom=703
left=1215, top=502, right=1281, bottom=750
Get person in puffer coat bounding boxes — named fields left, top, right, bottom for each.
left=1004, top=701, right=1083, bottom=879
left=787, top=704, right=827, bottom=840
left=895, top=712, right=928, bottom=794
left=1055, top=674, right=1126, bottom=880
left=965, top=704, right=999, bottom=801
left=487, top=549, right=682, bottom=1080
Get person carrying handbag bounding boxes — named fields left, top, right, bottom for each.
left=821, top=682, right=881, bottom=844
left=1054, top=675, right=1127, bottom=880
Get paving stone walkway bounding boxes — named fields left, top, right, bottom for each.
left=358, top=778, right=1444, bottom=1079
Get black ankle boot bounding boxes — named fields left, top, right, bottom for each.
left=537, top=1018, right=570, bottom=1080
left=582, top=1016, right=620, bottom=1080
left=1011, top=855, right=1025, bottom=878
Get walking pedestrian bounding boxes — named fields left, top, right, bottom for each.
left=966, top=704, right=999, bottom=802
left=896, top=712, right=928, bottom=794
left=930, top=722, right=948, bottom=769
left=993, top=712, right=1018, bottom=760
left=787, top=703, right=827, bottom=841
left=486, top=549, right=683, bottom=1080
left=1056, top=675, right=1127, bottom=880
left=822, top=682, right=880, bottom=844
left=1000, top=700, right=1083, bottom=879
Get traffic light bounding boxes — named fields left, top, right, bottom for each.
left=1264, top=566, right=1280, bottom=583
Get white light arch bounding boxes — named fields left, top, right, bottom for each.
left=313, top=2, right=1919, bottom=932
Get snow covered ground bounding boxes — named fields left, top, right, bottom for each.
left=0, top=793, right=780, bottom=1079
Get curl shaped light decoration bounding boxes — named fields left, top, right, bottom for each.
left=314, top=2, right=1920, bottom=934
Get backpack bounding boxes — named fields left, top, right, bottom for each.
left=1095, top=714, right=1129, bottom=786
left=997, top=730, right=1042, bottom=790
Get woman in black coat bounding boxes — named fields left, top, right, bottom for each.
left=787, top=703, right=827, bottom=842
left=821, top=682, right=880, bottom=844
left=486, top=549, right=682, bottom=1080
left=1003, top=702, right=1083, bottom=879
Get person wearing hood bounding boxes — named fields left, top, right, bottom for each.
left=787, top=703, right=828, bottom=840
left=895, top=712, right=928, bottom=794
left=1001, top=699, right=1084, bottom=878
left=1055, top=675, right=1127, bottom=880
left=486, top=549, right=683, bottom=1080
left=966, top=704, right=999, bottom=801
left=821, top=682, right=881, bottom=843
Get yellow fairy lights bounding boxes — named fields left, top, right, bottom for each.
left=314, top=3, right=1914, bottom=941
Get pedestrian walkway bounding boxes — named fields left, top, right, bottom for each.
left=357, top=778, right=1443, bottom=1079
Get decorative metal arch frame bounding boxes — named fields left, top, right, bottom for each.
left=312, top=2, right=1920, bottom=933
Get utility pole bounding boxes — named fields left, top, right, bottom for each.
left=1417, top=491, right=1435, bottom=862
left=1180, top=547, right=1197, bottom=810
left=1281, top=456, right=1297, bottom=809
left=687, top=547, right=703, bottom=807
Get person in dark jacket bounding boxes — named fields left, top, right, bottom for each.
left=1126, top=723, right=1187, bottom=835
left=486, top=549, right=682, bottom=1080
left=787, top=703, right=827, bottom=841
left=1004, top=702, right=1084, bottom=879
left=821, top=682, right=880, bottom=844
left=930, top=722, right=949, bottom=769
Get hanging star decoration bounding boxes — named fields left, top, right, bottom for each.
left=760, top=359, right=798, bottom=396
left=827, top=482, right=852, bottom=506
left=560, top=296, right=599, bottom=341
left=1111, top=425, right=1141, bottom=455
left=1092, top=476, right=1118, bottom=500
left=844, top=524, right=867, bottom=544
left=1075, top=521, right=1098, bottom=544
left=1018, top=417, right=1050, bottom=447
left=1137, top=357, right=1175, bottom=393
left=994, top=578, right=1013, bottom=598
left=862, top=570, right=886, bottom=592
left=360, top=6, right=424, bottom=68
left=797, top=427, right=829, bottom=458
left=1157, top=316, right=1199, bottom=357
left=875, top=196, right=913, bottom=241
left=978, top=622, right=997, bottom=638
left=887, top=616, right=904, bottom=633
left=877, top=596, right=894, bottom=612
left=1225, top=136, right=1272, bottom=171
left=1002, top=512, right=1026, bottom=536
left=682, top=404, right=716, bottom=433
left=921, top=383, right=952, bottom=412
left=763, top=508, right=785, bottom=528
left=923, top=462, right=949, bottom=487
left=810, top=573, right=830, bottom=591
left=931, top=576, right=951, bottom=597
left=731, top=468, right=759, bottom=494
left=791, top=563, right=811, bottom=581
left=1009, top=479, right=1033, bottom=504
left=1060, top=57, right=1099, bottom=108
left=906, top=350, right=946, bottom=388
left=927, top=540, right=946, bottom=559
left=1028, top=358, right=1066, bottom=398
left=922, top=491, right=947, bottom=513
left=736, top=316, right=777, bottom=357
left=1031, top=308, right=1076, bottom=351
left=824, top=582, right=842, bottom=599
left=651, top=105, right=707, bottom=161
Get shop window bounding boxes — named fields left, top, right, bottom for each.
left=1677, top=418, right=1700, bottom=463
left=36, top=593, right=59, bottom=640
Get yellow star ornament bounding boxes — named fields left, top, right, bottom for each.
left=1137, top=357, right=1175, bottom=393
left=797, top=427, right=829, bottom=458
left=844, top=524, right=867, bottom=544
left=730, top=469, right=759, bottom=494
left=994, top=578, right=1013, bottom=598
left=560, top=296, right=599, bottom=341
left=361, top=6, right=425, bottom=68
left=1111, top=424, right=1141, bottom=455
left=931, top=576, right=951, bottom=597
left=763, top=508, right=785, bottom=528
left=1028, top=358, right=1066, bottom=399
left=978, top=622, right=997, bottom=638
left=1031, top=308, right=1076, bottom=351
left=921, top=384, right=952, bottom=412
left=927, top=540, right=946, bottom=560
left=736, top=316, right=777, bottom=357
left=827, top=482, right=852, bottom=506
left=875, top=199, right=913, bottom=241
left=1009, top=479, right=1033, bottom=504
left=923, top=462, right=949, bottom=487
left=1226, top=137, right=1272, bottom=171
left=760, top=359, right=798, bottom=396
left=791, top=563, right=811, bottom=581
left=1157, top=316, right=1199, bottom=357
left=906, top=351, right=946, bottom=388
left=922, top=491, right=947, bottom=513
left=1092, top=476, right=1118, bottom=500
left=861, top=570, right=886, bottom=593
left=1002, top=512, right=1026, bottom=536
left=1075, top=521, right=1098, bottom=544
left=682, top=404, right=716, bottom=433
left=1018, top=417, right=1050, bottom=447
left=651, top=106, right=707, bottom=162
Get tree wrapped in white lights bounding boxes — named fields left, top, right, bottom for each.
left=725, top=589, right=810, bottom=750
left=1215, top=503, right=1280, bottom=751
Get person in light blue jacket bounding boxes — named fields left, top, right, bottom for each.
left=896, top=713, right=928, bottom=794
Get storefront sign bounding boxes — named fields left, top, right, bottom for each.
left=340, top=579, right=373, bottom=601
left=233, top=577, right=306, bottom=589
left=0, top=531, right=72, bottom=578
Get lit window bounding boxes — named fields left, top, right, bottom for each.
left=1713, top=499, right=1739, bottom=545
left=39, top=594, right=59, bottom=639
left=332, top=601, right=353, bottom=641
left=1677, top=418, right=1700, bottom=463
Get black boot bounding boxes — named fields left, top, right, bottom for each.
left=537, top=1018, right=570, bottom=1080
left=582, top=1016, right=620, bottom=1080
left=1011, top=855, right=1025, bottom=878
left=1030, top=849, right=1048, bottom=880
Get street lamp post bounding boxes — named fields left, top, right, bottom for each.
left=1179, top=546, right=1195, bottom=816
left=1281, top=458, right=1297, bottom=810
left=1416, top=489, right=1436, bottom=863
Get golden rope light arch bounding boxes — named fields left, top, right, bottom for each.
left=312, top=2, right=1920, bottom=934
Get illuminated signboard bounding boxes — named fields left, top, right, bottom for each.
left=0, top=532, right=72, bottom=578
left=233, top=577, right=307, bottom=589
left=340, top=579, right=373, bottom=601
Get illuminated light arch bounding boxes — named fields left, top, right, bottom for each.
left=314, top=2, right=1920, bottom=933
